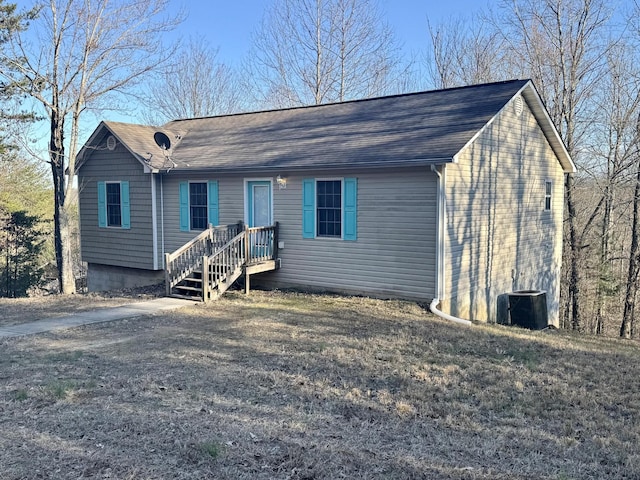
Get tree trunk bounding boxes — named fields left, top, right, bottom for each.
left=621, top=158, right=640, bottom=338
left=565, top=173, right=583, bottom=331
left=50, top=110, right=76, bottom=295
left=595, top=182, right=613, bottom=334
left=51, top=162, right=76, bottom=294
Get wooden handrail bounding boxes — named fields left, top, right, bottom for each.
left=165, top=222, right=242, bottom=264
left=164, top=222, right=243, bottom=295
left=166, top=227, right=211, bottom=265
left=166, top=223, right=279, bottom=299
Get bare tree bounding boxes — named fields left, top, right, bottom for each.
left=586, top=43, right=640, bottom=335
left=0, top=1, right=38, bottom=150
left=621, top=134, right=640, bottom=338
left=425, top=14, right=508, bottom=89
left=619, top=1, right=640, bottom=338
left=0, top=0, right=182, bottom=294
left=245, top=0, right=400, bottom=108
left=142, top=37, right=244, bottom=124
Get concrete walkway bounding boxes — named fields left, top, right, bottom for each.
left=0, top=297, right=194, bottom=339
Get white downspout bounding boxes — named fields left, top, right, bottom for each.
left=151, top=174, right=158, bottom=270
left=430, top=298, right=473, bottom=326
left=430, top=164, right=473, bottom=327
left=160, top=175, right=165, bottom=268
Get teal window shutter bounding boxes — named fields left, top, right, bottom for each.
left=120, top=181, right=131, bottom=229
left=97, top=181, right=107, bottom=228
left=302, top=179, right=315, bottom=238
left=179, top=181, right=189, bottom=231
left=343, top=178, right=357, bottom=241
left=207, top=180, right=219, bottom=226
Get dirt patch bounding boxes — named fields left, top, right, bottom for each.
left=0, top=290, right=639, bottom=479
left=0, top=284, right=164, bottom=327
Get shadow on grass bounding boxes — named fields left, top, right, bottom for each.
left=1, top=292, right=639, bottom=479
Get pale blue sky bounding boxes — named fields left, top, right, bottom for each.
left=170, top=0, right=486, bottom=66
left=11, top=0, right=487, bottom=154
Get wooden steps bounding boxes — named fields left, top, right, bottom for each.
left=170, top=293, right=204, bottom=301
left=170, top=261, right=277, bottom=302
left=166, top=223, right=280, bottom=303
left=172, top=271, right=203, bottom=299
left=170, top=264, right=240, bottom=301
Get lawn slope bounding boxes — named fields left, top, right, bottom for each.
left=0, top=291, right=638, bottom=479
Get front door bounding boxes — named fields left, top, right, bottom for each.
left=247, top=181, right=272, bottom=227
left=247, top=181, right=273, bottom=259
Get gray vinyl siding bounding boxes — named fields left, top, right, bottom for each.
left=160, top=174, right=245, bottom=255
left=261, top=168, right=437, bottom=301
left=79, top=142, right=155, bottom=270
left=442, top=95, right=565, bottom=324
left=160, top=168, right=437, bottom=300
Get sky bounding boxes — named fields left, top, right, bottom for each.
left=112, top=0, right=487, bottom=129
left=169, top=0, right=486, bottom=68
left=11, top=0, right=488, bottom=155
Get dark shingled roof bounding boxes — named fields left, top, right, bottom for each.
left=78, top=80, right=575, bottom=173
left=164, top=79, right=530, bottom=171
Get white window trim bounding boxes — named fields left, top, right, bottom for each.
left=315, top=177, right=344, bottom=240
left=105, top=180, right=123, bottom=228
left=188, top=180, right=208, bottom=231
left=544, top=179, right=553, bottom=212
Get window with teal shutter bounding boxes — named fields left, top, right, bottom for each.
left=343, top=178, right=357, bottom=241
left=302, top=178, right=358, bottom=240
left=207, top=180, right=219, bottom=226
left=180, top=180, right=219, bottom=231
left=302, top=179, right=315, bottom=238
left=98, top=181, right=130, bottom=229
left=179, top=182, right=189, bottom=231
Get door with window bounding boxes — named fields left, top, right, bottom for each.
left=247, top=181, right=272, bottom=227
left=246, top=180, right=273, bottom=258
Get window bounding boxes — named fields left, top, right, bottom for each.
left=317, top=180, right=342, bottom=237
left=545, top=180, right=552, bottom=211
left=106, top=183, right=122, bottom=227
left=302, top=178, right=357, bottom=240
left=179, top=181, right=219, bottom=232
left=190, top=182, right=208, bottom=230
left=97, top=181, right=130, bottom=229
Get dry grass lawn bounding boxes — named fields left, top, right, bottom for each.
left=0, top=290, right=639, bottom=479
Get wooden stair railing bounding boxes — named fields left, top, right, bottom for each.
left=164, top=222, right=243, bottom=296
left=166, top=223, right=279, bottom=301
left=202, top=230, right=246, bottom=300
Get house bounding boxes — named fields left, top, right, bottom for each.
left=76, top=79, right=575, bottom=325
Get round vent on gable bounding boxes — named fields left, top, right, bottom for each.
left=106, top=135, right=116, bottom=150
left=154, top=131, right=171, bottom=150
left=514, top=95, right=524, bottom=117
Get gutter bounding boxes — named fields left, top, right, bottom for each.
left=429, top=164, right=473, bottom=327
left=157, top=157, right=455, bottom=175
